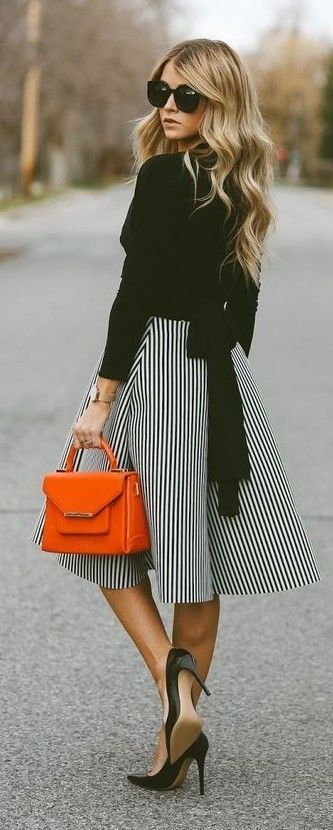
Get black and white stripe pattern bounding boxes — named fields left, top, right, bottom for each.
left=30, top=315, right=322, bottom=602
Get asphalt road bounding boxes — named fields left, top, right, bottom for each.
left=0, top=181, right=332, bottom=830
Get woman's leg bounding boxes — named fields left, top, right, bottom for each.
left=100, top=580, right=220, bottom=774
left=100, top=575, right=171, bottom=701
left=150, top=594, right=221, bottom=772
left=172, top=594, right=221, bottom=707
left=100, top=575, right=172, bottom=774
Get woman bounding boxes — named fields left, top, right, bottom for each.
left=30, top=38, right=321, bottom=794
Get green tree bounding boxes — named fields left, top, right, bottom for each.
left=319, top=50, right=333, bottom=160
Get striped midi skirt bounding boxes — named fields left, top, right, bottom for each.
left=30, top=315, right=322, bottom=603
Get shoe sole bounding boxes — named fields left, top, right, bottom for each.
left=169, top=669, right=202, bottom=764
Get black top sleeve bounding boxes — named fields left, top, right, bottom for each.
left=224, top=261, right=261, bottom=357
left=98, top=157, right=171, bottom=381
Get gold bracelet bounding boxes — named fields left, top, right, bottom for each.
left=90, top=383, right=118, bottom=404
left=92, top=396, right=115, bottom=404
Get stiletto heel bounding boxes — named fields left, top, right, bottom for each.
left=177, top=652, right=211, bottom=697
left=164, top=647, right=211, bottom=764
left=197, top=752, right=205, bottom=795
left=127, top=730, right=209, bottom=794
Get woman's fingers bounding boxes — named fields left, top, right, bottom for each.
left=72, top=431, right=98, bottom=449
left=72, top=427, right=101, bottom=448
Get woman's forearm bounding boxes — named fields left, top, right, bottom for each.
left=97, top=375, right=122, bottom=394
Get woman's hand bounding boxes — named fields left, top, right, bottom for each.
left=72, top=401, right=112, bottom=449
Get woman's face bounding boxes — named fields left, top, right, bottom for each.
left=159, top=59, right=207, bottom=152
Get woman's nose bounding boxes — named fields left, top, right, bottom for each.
left=164, top=92, right=177, bottom=110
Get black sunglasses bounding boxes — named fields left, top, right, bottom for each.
left=147, top=80, right=202, bottom=113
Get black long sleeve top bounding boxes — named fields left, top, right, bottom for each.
left=99, top=150, right=261, bottom=517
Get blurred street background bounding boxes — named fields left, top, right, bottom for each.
left=1, top=0, right=333, bottom=203
left=0, top=1, right=332, bottom=828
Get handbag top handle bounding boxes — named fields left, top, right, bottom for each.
left=64, top=437, right=119, bottom=472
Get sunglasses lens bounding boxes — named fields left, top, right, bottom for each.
left=147, top=81, right=201, bottom=112
left=147, top=81, right=169, bottom=107
left=175, top=86, right=201, bottom=113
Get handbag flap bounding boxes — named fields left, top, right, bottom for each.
left=43, top=471, right=126, bottom=517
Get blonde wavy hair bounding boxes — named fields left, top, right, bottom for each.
left=127, top=38, right=278, bottom=289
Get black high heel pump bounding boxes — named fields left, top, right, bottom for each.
left=164, top=647, right=211, bottom=765
left=127, top=730, right=209, bottom=794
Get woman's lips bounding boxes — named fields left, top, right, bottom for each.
left=164, top=119, right=179, bottom=124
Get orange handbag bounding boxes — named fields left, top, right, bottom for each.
left=41, top=437, right=150, bottom=555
